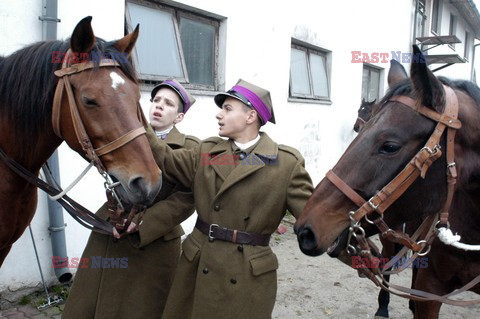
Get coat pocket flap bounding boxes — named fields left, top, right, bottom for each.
left=250, top=252, right=278, bottom=276
left=182, top=237, right=200, bottom=262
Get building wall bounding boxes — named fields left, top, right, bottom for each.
left=0, top=0, right=477, bottom=293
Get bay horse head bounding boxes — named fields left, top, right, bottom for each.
left=54, top=17, right=162, bottom=205
left=0, top=17, right=162, bottom=265
left=295, top=45, right=480, bottom=260
left=353, top=98, right=376, bottom=132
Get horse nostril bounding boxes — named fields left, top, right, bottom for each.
left=128, top=176, right=148, bottom=195
left=297, top=226, right=317, bottom=252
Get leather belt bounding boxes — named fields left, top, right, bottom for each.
left=195, top=218, right=270, bottom=246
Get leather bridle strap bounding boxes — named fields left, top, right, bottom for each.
left=327, top=85, right=460, bottom=224
left=0, top=147, right=113, bottom=235
left=52, top=55, right=147, bottom=173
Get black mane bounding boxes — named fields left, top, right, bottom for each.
left=0, top=38, right=137, bottom=142
left=378, top=76, right=480, bottom=115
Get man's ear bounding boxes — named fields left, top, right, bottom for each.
left=173, top=112, right=185, bottom=124
left=246, top=109, right=259, bottom=125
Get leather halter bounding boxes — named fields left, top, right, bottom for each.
left=327, top=84, right=460, bottom=230
left=52, top=50, right=147, bottom=174
left=323, top=85, right=480, bottom=305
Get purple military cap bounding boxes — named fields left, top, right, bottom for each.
left=151, top=79, right=196, bottom=113
left=214, top=79, right=276, bottom=125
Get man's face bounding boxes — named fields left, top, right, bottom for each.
left=216, top=97, right=252, bottom=140
left=149, top=87, right=183, bottom=131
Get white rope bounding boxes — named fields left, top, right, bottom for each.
left=48, top=161, right=94, bottom=201
left=438, top=227, right=480, bottom=251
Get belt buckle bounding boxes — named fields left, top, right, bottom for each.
left=208, top=224, right=219, bottom=242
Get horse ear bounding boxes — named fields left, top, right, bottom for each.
left=387, top=59, right=408, bottom=87
left=371, top=99, right=376, bottom=104
left=70, top=16, right=96, bottom=54
left=410, top=45, right=445, bottom=111
left=114, top=24, right=140, bottom=55
left=361, top=98, right=366, bottom=104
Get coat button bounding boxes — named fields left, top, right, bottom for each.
left=230, top=278, right=237, bottom=284
left=237, top=245, right=243, bottom=252
left=203, top=267, right=209, bottom=274
left=214, top=204, right=220, bottom=211
left=239, top=152, right=246, bottom=160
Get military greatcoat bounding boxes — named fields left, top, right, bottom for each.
left=62, top=127, right=199, bottom=319
left=145, top=127, right=314, bottom=319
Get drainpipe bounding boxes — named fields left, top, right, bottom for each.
left=39, top=0, right=71, bottom=283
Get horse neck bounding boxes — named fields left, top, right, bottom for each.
left=0, top=121, right=61, bottom=175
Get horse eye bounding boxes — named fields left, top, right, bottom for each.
left=380, top=142, right=401, bottom=154
left=82, top=96, right=98, bottom=106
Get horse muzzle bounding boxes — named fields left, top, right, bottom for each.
left=294, top=224, right=325, bottom=256
left=111, top=171, right=162, bottom=206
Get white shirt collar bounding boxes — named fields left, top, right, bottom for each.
left=234, top=134, right=260, bottom=151
left=155, top=126, right=174, bottom=138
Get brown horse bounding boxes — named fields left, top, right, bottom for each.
left=295, top=46, right=480, bottom=319
left=0, top=17, right=162, bottom=267
left=354, top=60, right=419, bottom=319
left=353, top=98, right=376, bottom=133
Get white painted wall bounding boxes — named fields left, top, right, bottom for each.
left=1, top=0, right=478, bottom=294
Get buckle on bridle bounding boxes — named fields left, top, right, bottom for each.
left=368, top=197, right=379, bottom=210
left=209, top=224, right=219, bottom=242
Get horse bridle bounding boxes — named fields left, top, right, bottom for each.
left=324, top=85, right=480, bottom=305
left=0, top=51, right=149, bottom=235
left=52, top=50, right=150, bottom=232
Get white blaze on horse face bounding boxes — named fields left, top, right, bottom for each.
left=110, top=72, right=125, bottom=91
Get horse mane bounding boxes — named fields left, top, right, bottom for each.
left=0, top=37, right=137, bottom=143
left=377, top=76, right=480, bottom=114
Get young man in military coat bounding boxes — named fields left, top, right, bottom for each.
left=63, top=79, right=199, bottom=318
left=144, top=79, right=313, bottom=319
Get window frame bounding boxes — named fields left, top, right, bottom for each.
left=431, top=0, right=442, bottom=35
left=448, top=14, right=457, bottom=50
left=361, top=64, right=382, bottom=103
left=464, top=31, right=470, bottom=60
left=125, top=0, right=221, bottom=92
left=415, top=0, right=427, bottom=38
left=289, top=40, right=332, bottom=104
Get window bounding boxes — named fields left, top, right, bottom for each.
left=289, top=42, right=331, bottom=102
left=431, top=0, right=441, bottom=35
left=449, top=14, right=457, bottom=49
left=415, top=0, right=427, bottom=38
left=126, top=1, right=222, bottom=91
left=362, top=65, right=381, bottom=102
left=464, top=31, right=470, bottom=60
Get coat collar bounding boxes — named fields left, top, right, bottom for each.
left=164, top=126, right=185, bottom=147
left=210, top=132, right=278, bottom=200
left=208, top=132, right=278, bottom=158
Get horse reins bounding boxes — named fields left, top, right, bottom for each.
left=325, top=85, right=480, bottom=305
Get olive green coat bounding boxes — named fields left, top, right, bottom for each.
left=62, top=127, right=199, bottom=319
left=145, top=127, right=313, bottom=319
